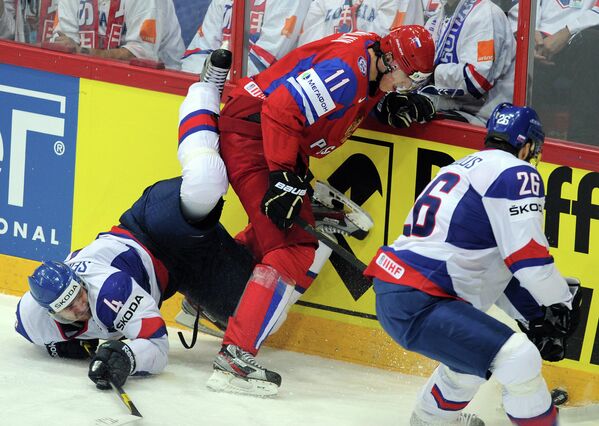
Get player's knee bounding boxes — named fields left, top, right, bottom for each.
left=491, top=333, right=543, bottom=392
left=262, top=245, right=315, bottom=287
left=180, top=152, right=228, bottom=219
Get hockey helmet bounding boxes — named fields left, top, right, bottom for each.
left=29, top=261, right=83, bottom=314
left=486, top=102, right=545, bottom=161
left=379, top=25, right=435, bottom=85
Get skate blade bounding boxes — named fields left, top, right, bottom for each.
left=206, top=370, right=278, bottom=397
left=174, top=310, right=225, bottom=338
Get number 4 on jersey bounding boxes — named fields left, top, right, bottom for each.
left=103, top=299, right=124, bottom=313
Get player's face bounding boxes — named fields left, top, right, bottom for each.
left=379, top=68, right=413, bottom=93
left=53, top=287, right=91, bottom=322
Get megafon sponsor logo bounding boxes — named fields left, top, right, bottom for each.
left=0, top=66, right=79, bottom=260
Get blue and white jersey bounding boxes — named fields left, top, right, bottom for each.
left=366, top=149, right=572, bottom=312
left=420, top=0, right=515, bottom=125
left=15, top=231, right=169, bottom=375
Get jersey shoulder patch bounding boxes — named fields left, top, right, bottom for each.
left=95, top=272, right=133, bottom=329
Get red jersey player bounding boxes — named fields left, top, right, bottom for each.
left=205, top=26, right=435, bottom=396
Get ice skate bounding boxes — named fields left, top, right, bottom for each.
left=174, top=297, right=225, bottom=338
left=311, top=180, right=374, bottom=240
left=410, top=411, right=485, bottom=426
left=200, top=48, right=232, bottom=94
left=206, top=344, right=281, bottom=397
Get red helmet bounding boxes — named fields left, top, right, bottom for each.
left=380, top=25, right=435, bottom=81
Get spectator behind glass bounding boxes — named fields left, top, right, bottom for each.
left=422, top=0, right=441, bottom=20
left=509, top=0, right=599, bottom=145
left=51, top=0, right=184, bottom=70
left=0, top=0, right=16, bottom=39
left=182, top=0, right=310, bottom=77
left=298, top=0, right=425, bottom=46
left=10, top=0, right=59, bottom=44
left=419, top=0, right=515, bottom=125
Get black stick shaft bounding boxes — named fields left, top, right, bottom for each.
left=84, top=343, right=143, bottom=418
left=112, top=382, right=143, bottom=418
left=294, top=217, right=367, bottom=272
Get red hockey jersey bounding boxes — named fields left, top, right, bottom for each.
left=228, top=31, right=384, bottom=171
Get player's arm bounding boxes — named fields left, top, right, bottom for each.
left=182, top=0, right=229, bottom=73
left=247, top=0, right=310, bottom=75
left=93, top=272, right=169, bottom=377
left=482, top=165, right=572, bottom=307
left=15, top=292, right=98, bottom=359
left=429, top=6, right=509, bottom=100
left=261, top=58, right=357, bottom=170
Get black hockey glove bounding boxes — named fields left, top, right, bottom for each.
left=375, top=93, right=436, bottom=128
left=46, top=338, right=99, bottom=359
left=261, top=170, right=308, bottom=229
left=517, top=277, right=582, bottom=362
left=88, top=341, right=136, bottom=390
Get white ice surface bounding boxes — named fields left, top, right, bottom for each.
left=0, top=294, right=593, bottom=426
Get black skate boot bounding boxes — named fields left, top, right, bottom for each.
left=206, top=344, right=282, bottom=397
left=201, top=48, right=232, bottom=94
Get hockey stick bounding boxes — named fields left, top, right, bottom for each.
left=83, top=343, right=143, bottom=424
left=294, top=216, right=367, bottom=272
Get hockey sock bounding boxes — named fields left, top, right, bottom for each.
left=223, top=264, right=296, bottom=354
left=414, top=364, right=484, bottom=423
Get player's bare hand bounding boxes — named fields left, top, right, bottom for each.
left=540, top=27, right=570, bottom=60
left=533, top=31, right=547, bottom=60
left=53, top=31, right=79, bottom=50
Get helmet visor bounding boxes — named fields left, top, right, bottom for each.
left=48, top=276, right=89, bottom=323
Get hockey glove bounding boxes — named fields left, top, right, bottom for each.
left=517, top=277, right=583, bottom=362
left=46, top=338, right=99, bottom=359
left=375, top=93, right=436, bottom=128
left=88, top=340, right=136, bottom=390
left=261, top=170, right=308, bottom=229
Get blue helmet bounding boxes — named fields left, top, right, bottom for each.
left=28, top=261, right=83, bottom=314
left=486, top=103, right=545, bottom=160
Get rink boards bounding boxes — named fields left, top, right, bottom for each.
left=1, top=63, right=598, bottom=404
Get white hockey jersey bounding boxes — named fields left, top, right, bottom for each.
left=298, top=0, right=425, bottom=46
left=53, top=0, right=184, bottom=69
left=15, top=230, right=169, bottom=375
left=366, top=149, right=572, bottom=313
left=421, top=0, right=515, bottom=125
left=181, top=0, right=310, bottom=76
left=509, top=0, right=599, bottom=35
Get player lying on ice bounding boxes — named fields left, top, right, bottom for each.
left=12, top=43, right=384, bottom=395
left=14, top=173, right=372, bottom=393
left=176, top=25, right=437, bottom=397
left=365, top=103, right=582, bottom=425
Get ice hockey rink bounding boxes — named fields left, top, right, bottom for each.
left=0, top=294, right=596, bottom=426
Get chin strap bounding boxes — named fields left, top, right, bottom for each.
left=370, top=43, right=389, bottom=96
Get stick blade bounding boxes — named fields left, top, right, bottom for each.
left=94, top=414, right=143, bottom=425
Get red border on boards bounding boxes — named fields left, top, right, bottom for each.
left=1, top=39, right=598, bottom=172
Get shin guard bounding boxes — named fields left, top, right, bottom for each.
left=223, top=264, right=296, bottom=354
